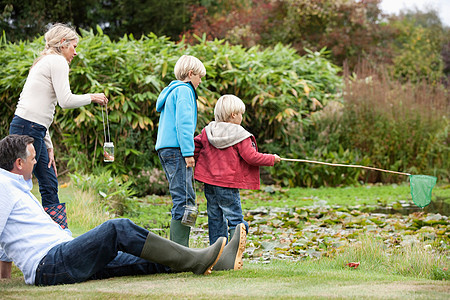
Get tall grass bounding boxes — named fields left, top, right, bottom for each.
left=323, top=235, right=449, bottom=280
left=66, top=189, right=112, bottom=232
left=344, top=61, right=448, bottom=123
left=336, top=62, right=449, bottom=182
left=69, top=172, right=136, bottom=216
left=280, top=61, right=448, bottom=187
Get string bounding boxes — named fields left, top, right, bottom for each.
left=101, top=105, right=107, bottom=144
left=101, top=103, right=111, bottom=143
left=185, top=166, right=196, bottom=207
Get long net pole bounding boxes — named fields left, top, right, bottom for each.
left=280, top=158, right=411, bottom=176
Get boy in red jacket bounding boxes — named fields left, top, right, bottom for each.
left=194, top=95, right=281, bottom=251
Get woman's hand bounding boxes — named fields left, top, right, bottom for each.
left=47, top=148, right=58, bottom=177
left=90, top=93, right=109, bottom=106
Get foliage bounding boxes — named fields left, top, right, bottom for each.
left=123, top=194, right=172, bottom=234
left=0, top=27, right=447, bottom=189
left=0, top=29, right=342, bottom=189
left=388, top=8, right=448, bottom=84
left=263, top=0, right=393, bottom=68
left=335, top=65, right=449, bottom=182
left=186, top=0, right=272, bottom=47
left=330, top=235, right=449, bottom=280
left=65, top=189, right=111, bottom=232
left=0, top=0, right=195, bottom=42
left=186, top=0, right=395, bottom=69
left=244, top=203, right=449, bottom=262
left=69, top=171, right=136, bottom=215
left=133, top=167, right=169, bottom=197
left=287, top=61, right=450, bottom=187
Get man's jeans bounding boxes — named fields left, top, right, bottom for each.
left=9, top=115, right=59, bottom=206
left=204, top=183, right=249, bottom=245
left=157, top=148, right=195, bottom=220
left=34, top=219, right=170, bottom=285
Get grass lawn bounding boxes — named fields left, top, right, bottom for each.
left=1, top=261, right=449, bottom=299
left=2, top=260, right=449, bottom=299
left=1, top=181, right=449, bottom=299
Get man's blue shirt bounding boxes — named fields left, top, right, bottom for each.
left=0, top=168, right=72, bottom=284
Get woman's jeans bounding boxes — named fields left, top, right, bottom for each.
left=34, top=219, right=170, bottom=286
left=9, top=115, right=59, bottom=206
left=204, top=183, right=249, bottom=245
left=157, top=148, right=195, bottom=220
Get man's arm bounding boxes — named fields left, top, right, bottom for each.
left=0, top=261, right=12, bottom=279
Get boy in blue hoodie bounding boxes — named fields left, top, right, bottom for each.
left=155, top=55, right=206, bottom=247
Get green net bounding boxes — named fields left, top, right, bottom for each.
left=409, top=175, right=437, bottom=208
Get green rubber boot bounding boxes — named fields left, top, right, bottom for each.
left=170, top=219, right=190, bottom=247
left=140, top=232, right=226, bottom=275
left=213, top=223, right=247, bottom=271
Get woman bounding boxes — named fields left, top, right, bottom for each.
left=9, top=23, right=108, bottom=227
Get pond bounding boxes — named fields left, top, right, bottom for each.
left=360, top=198, right=450, bottom=216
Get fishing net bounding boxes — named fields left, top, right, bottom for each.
left=409, top=175, right=437, bottom=208
left=280, top=158, right=438, bottom=208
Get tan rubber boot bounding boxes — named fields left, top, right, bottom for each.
left=213, top=223, right=247, bottom=271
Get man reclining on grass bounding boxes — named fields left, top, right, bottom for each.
left=0, top=134, right=246, bottom=286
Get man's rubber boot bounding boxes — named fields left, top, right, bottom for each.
left=140, top=232, right=226, bottom=275
left=213, top=223, right=247, bottom=271
left=170, top=219, right=190, bottom=247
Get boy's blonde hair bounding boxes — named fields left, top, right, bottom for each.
left=174, top=55, right=206, bottom=81
left=34, top=23, right=79, bottom=66
left=214, top=95, right=246, bottom=122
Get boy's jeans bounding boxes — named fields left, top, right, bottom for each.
left=34, top=219, right=170, bottom=285
left=157, top=148, right=195, bottom=220
left=204, top=183, right=249, bottom=245
left=9, top=115, right=59, bottom=206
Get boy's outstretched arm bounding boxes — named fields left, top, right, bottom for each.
left=238, top=138, right=277, bottom=166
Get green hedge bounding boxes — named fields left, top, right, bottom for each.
left=0, top=28, right=342, bottom=188
left=3, top=28, right=445, bottom=190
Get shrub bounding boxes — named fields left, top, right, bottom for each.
left=310, top=63, right=449, bottom=184
left=133, top=167, right=169, bottom=197
left=69, top=171, right=136, bottom=215
left=388, top=9, right=448, bottom=84
left=0, top=28, right=342, bottom=190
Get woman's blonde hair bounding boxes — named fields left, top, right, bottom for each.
left=214, top=95, right=246, bottom=122
left=33, top=23, right=79, bottom=65
left=174, top=55, right=206, bottom=81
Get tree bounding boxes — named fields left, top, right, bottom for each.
left=0, top=0, right=196, bottom=41
left=90, top=0, right=196, bottom=40
left=185, top=0, right=394, bottom=69
left=388, top=8, right=448, bottom=83
left=0, top=0, right=79, bottom=41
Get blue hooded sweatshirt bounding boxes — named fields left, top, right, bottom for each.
left=155, top=80, right=198, bottom=157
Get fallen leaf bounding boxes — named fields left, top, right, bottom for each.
left=346, top=262, right=360, bottom=269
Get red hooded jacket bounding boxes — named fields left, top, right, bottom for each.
left=194, top=122, right=275, bottom=190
